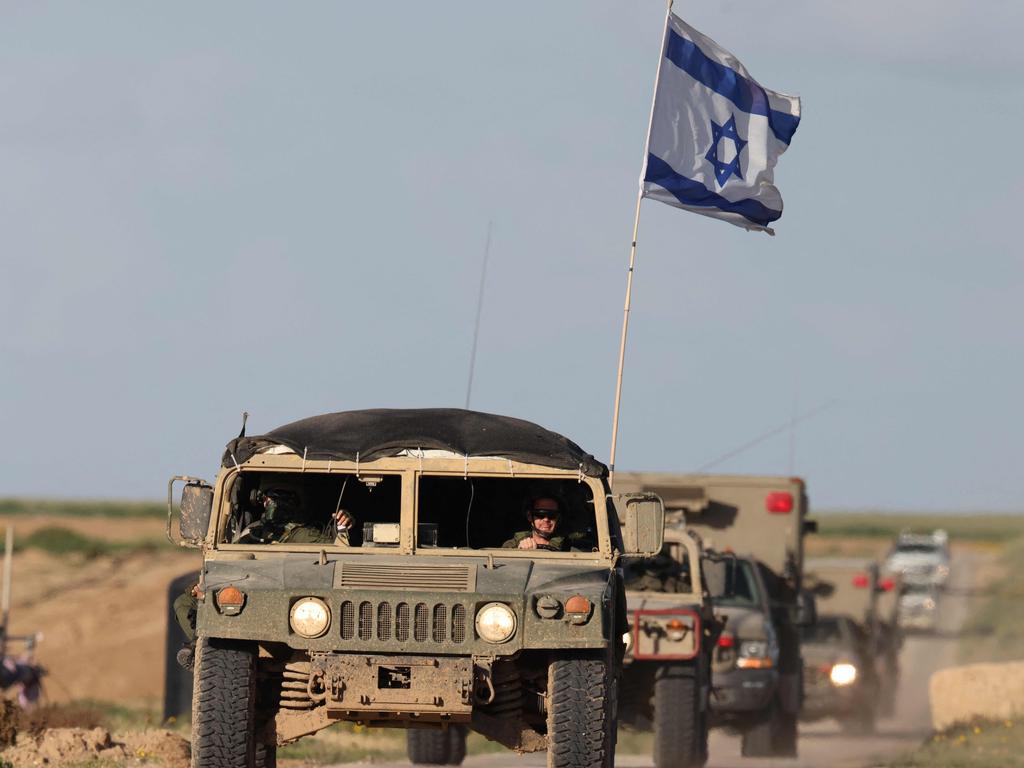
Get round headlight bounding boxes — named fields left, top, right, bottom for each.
left=290, top=597, right=331, bottom=638
left=830, top=662, right=858, bottom=687
left=475, top=602, right=517, bottom=643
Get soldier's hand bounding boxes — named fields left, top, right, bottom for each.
left=334, top=510, right=354, bottom=530
left=518, top=538, right=537, bottom=550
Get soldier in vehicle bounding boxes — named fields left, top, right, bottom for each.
left=232, top=476, right=354, bottom=545
left=173, top=475, right=353, bottom=666
left=503, top=495, right=572, bottom=551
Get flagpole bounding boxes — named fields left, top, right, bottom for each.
left=608, top=0, right=673, bottom=485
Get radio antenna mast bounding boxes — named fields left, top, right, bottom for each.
left=465, top=221, right=493, bottom=410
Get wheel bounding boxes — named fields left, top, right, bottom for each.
left=741, top=700, right=784, bottom=757
left=773, top=710, right=798, bottom=757
left=255, top=742, right=277, bottom=768
left=191, top=637, right=257, bottom=768
left=407, top=729, right=452, bottom=765
left=653, top=666, right=700, bottom=768
left=547, top=655, right=614, bottom=768
left=840, top=701, right=876, bottom=736
left=447, top=726, right=467, bottom=765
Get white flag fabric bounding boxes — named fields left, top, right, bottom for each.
left=641, top=13, right=801, bottom=234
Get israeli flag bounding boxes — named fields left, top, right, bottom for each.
left=641, top=13, right=800, bottom=234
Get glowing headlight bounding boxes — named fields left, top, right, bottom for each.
left=290, top=597, right=331, bottom=638
left=830, top=662, right=858, bottom=686
left=475, top=602, right=517, bottom=643
left=622, top=630, right=633, bottom=653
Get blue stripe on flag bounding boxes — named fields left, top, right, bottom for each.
left=644, top=154, right=781, bottom=227
left=665, top=28, right=800, bottom=146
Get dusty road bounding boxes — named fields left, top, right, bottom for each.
left=327, top=547, right=980, bottom=768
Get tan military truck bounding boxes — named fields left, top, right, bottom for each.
left=617, top=511, right=721, bottom=768
left=801, top=558, right=898, bottom=732
left=614, top=473, right=816, bottom=758
left=168, top=409, right=664, bottom=768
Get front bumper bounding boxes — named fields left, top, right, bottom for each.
left=710, top=668, right=777, bottom=714
left=801, top=681, right=861, bottom=719
left=309, top=653, right=476, bottom=718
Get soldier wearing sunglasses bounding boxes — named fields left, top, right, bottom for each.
left=503, top=495, right=571, bottom=551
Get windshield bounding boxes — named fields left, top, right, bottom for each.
left=221, top=471, right=601, bottom=553
left=800, top=617, right=843, bottom=644
left=713, top=560, right=761, bottom=609
left=893, top=544, right=941, bottom=555
left=417, top=476, right=597, bottom=551
left=624, top=542, right=693, bottom=593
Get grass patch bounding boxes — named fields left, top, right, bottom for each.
left=0, top=498, right=165, bottom=519
left=958, top=538, right=1024, bottom=664
left=277, top=723, right=406, bottom=763
left=889, top=719, right=1024, bottom=767
left=16, top=526, right=169, bottom=559
left=813, top=512, right=1024, bottom=543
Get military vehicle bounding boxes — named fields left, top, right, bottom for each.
left=168, top=409, right=665, bottom=768
left=614, top=473, right=816, bottom=758
left=884, top=530, right=951, bottom=589
left=801, top=558, right=899, bottom=731
left=0, top=527, right=46, bottom=708
left=617, top=511, right=722, bottom=768
left=896, top=582, right=940, bottom=633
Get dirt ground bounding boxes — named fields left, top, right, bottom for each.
left=1, top=515, right=198, bottom=705
left=0, top=517, right=1003, bottom=767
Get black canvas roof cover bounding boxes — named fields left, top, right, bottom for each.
left=222, top=408, right=606, bottom=477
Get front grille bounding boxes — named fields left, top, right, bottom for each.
left=336, top=562, right=476, bottom=591
left=339, top=599, right=467, bottom=644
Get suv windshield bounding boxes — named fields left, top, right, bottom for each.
left=713, top=560, right=761, bottom=609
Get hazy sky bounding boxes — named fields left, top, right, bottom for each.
left=2, top=2, right=1021, bottom=510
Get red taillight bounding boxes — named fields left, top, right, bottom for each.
left=852, top=573, right=870, bottom=588
left=879, top=578, right=895, bottom=592
left=765, top=492, right=794, bottom=513
left=717, top=634, right=735, bottom=648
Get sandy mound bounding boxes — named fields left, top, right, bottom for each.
left=1, top=726, right=189, bottom=766
left=930, top=660, right=1024, bottom=730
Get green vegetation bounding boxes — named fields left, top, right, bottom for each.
left=958, top=538, right=1024, bottom=664
left=17, top=526, right=169, bottom=559
left=889, top=719, right=1024, bottom=767
left=0, top=498, right=165, bottom=519
left=277, top=723, right=405, bottom=762
left=814, top=511, right=1024, bottom=543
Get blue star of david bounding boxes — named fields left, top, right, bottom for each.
left=704, top=115, right=747, bottom=187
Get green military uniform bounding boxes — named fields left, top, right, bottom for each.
left=501, top=530, right=592, bottom=551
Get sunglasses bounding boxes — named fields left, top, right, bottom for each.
left=530, top=509, right=560, bottom=519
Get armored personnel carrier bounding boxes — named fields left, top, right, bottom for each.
left=168, top=409, right=664, bottom=768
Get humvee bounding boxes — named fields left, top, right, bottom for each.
left=617, top=511, right=721, bottom=768
left=614, top=473, right=816, bottom=758
left=168, top=409, right=664, bottom=768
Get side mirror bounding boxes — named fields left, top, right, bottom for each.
left=795, top=590, right=817, bottom=627
left=702, top=551, right=737, bottom=599
left=614, top=493, right=665, bottom=557
left=167, top=475, right=213, bottom=548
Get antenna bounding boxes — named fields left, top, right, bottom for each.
left=697, top=400, right=838, bottom=472
left=465, top=221, right=493, bottom=410
left=238, top=411, right=249, bottom=439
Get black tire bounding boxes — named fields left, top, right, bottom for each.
left=255, top=742, right=277, bottom=768
left=407, top=729, right=452, bottom=765
left=447, top=726, right=467, bottom=765
left=741, top=701, right=783, bottom=758
left=547, top=656, right=614, bottom=768
left=653, top=666, right=700, bottom=768
left=191, top=637, right=257, bottom=768
left=773, top=710, right=798, bottom=757
left=840, top=702, right=876, bottom=736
